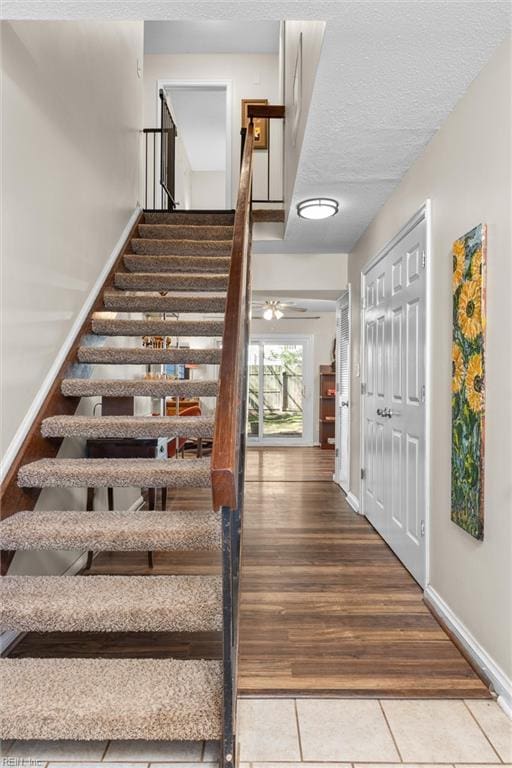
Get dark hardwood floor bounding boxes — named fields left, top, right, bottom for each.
left=9, top=446, right=490, bottom=698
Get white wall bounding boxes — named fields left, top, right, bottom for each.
left=348, top=37, right=511, bottom=684
left=252, top=251, right=348, bottom=293
left=1, top=21, right=144, bottom=584
left=191, top=171, right=226, bottom=210
left=282, top=20, right=326, bottom=217
left=175, top=135, right=193, bottom=209
left=143, top=53, right=281, bottom=208
left=251, top=314, right=336, bottom=443
left=1, top=20, right=144, bottom=461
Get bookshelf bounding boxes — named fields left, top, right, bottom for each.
left=319, top=364, right=335, bottom=450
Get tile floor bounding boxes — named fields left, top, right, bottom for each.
left=1, top=698, right=511, bottom=768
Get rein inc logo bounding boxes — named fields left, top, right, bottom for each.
left=2, top=760, right=45, bottom=767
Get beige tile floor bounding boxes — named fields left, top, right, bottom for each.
left=1, top=698, right=511, bottom=768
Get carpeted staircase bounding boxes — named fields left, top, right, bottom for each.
left=0, top=211, right=235, bottom=744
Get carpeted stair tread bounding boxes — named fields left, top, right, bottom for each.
left=124, top=253, right=231, bottom=273
left=138, top=223, right=233, bottom=240
left=144, top=210, right=234, bottom=226
left=41, top=415, right=215, bottom=439
left=91, top=316, right=224, bottom=337
left=61, top=377, right=219, bottom=398
left=131, top=238, right=232, bottom=257
left=18, top=457, right=211, bottom=488
left=253, top=208, right=285, bottom=223
left=0, top=575, right=222, bottom=632
left=0, top=509, right=221, bottom=551
left=0, top=657, right=222, bottom=740
left=103, top=289, right=226, bottom=313
left=77, top=346, right=222, bottom=365
left=115, top=272, right=228, bottom=292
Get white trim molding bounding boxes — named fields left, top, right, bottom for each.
left=0, top=206, right=142, bottom=482
left=345, top=492, right=360, bottom=513
left=425, top=585, right=512, bottom=714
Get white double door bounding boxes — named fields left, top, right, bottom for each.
left=362, top=218, right=426, bottom=585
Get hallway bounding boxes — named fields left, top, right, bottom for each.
left=9, top=448, right=489, bottom=700
left=239, top=447, right=489, bottom=697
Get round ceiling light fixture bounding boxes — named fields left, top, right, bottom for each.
left=297, top=197, right=339, bottom=220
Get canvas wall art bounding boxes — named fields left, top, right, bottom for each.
left=451, top=223, right=487, bottom=540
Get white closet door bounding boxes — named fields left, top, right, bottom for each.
left=335, top=290, right=351, bottom=492
left=361, top=218, right=426, bottom=586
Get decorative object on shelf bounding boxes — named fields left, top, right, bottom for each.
left=319, top=364, right=336, bottom=450
left=241, top=98, right=268, bottom=150
left=451, top=223, right=487, bottom=540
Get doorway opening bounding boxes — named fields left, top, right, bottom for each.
left=158, top=80, right=232, bottom=209
left=247, top=335, right=314, bottom=446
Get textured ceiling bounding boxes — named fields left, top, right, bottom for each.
left=144, top=20, right=280, bottom=54
left=5, top=2, right=511, bottom=252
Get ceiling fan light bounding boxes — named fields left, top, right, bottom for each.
left=274, top=309, right=284, bottom=319
left=263, top=307, right=273, bottom=321
left=297, top=197, right=339, bottom=220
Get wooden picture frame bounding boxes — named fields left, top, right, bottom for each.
left=241, top=98, right=268, bottom=150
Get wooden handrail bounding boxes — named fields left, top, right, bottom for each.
left=247, top=104, right=285, bottom=120
left=211, top=122, right=255, bottom=511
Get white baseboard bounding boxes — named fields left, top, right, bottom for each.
left=346, top=491, right=360, bottom=513
left=424, top=585, right=512, bottom=714
left=0, top=206, right=141, bottom=482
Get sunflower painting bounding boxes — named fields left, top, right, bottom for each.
left=451, top=224, right=487, bottom=540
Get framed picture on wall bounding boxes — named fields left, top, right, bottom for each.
left=241, top=98, right=268, bottom=150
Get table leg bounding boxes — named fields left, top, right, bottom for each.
left=85, top=487, right=94, bottom=570
left=107, top=487, right=114, bottom=511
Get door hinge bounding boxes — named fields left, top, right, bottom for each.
left=420, top=384, right=426, bottom=403
left=420, top=520, right=425, bottom=537
left=361, top=382, right=367, bottom=395
left=335, top=448, right=339, bottom=458
left=361, top=468, right=366, bottom=480
left=421, top=250, right=426, bottom=269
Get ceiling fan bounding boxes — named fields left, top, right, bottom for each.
left=252, top=299, right=308, bottom=321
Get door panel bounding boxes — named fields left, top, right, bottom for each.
left=362, top=218, right=426, bottom=585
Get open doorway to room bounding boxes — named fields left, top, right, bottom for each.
left=247, top=336, right=313, bottom=445
left=159, top=82, right=231, bottom=209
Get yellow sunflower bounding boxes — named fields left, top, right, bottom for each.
left=452, top=239, right=465, bottom=293
left=457, top=279, right=482, bottom=340
left=466, top=353, right=484, bottom=413
left=452, top=343, right=464, bottom=393
left=471, top=248, right=482, bottom=280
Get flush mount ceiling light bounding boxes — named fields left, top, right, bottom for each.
left=297, top=197, right=339, bottom=220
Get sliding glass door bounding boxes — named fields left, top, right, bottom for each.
left=247, top=335, right=313, bottom=445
